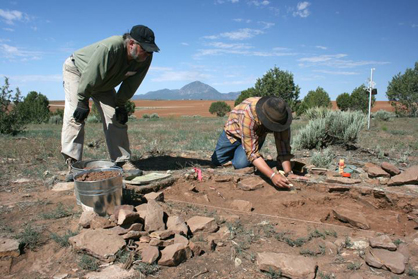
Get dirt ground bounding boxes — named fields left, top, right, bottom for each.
left=1, top=147, right=417, bottom=279
left=48, top=100, right=395, bottom=118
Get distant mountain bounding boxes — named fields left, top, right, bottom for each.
left=133, top=81, right=241, bottom=100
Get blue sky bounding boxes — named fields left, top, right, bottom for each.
left=0, top=0, right=417, bottom=101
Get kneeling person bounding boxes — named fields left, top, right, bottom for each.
left=211, top=96, right=298, bottom=189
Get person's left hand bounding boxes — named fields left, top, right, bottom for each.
left=115, top=106, right=128, bottom=125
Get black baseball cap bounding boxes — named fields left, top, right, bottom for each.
left=130, top=25, right=160, bottom=53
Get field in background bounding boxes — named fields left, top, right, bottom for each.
left=49, top=100, right=395, bottom=118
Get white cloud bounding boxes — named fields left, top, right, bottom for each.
left=258, top=21, right=275, bottom=29
left=194, top=44, right=297, bottom=59
left=151, top=70, right=212, bottom=82
left=298, top=54, right=390, bottom=69
left=0, top=9, right=28, bottom=25
left=313, top=70, right=359, bottom=75
left=412, top=24, right=418, bottom=28
left=203, top=28, right=264, bottom=40
left=206, top=41, right=253, bottom=49
left=0, top=43, right=43, bottom=60
left=293, top=2, right=311, bottom=18
left=181, top=42, right=189, bottom=46
left=299, top=54, right=347, bottom=63
left=249, top=0, right=270, bottom=6
left=220, top=28, right=264, bottom=40
left=315, top=45, right=327, bottom=50
left=216, top=0, right=239, bottom=4
left=3, top=27, right=14, bottom=32
left=8, top=74, right=61, bottom=83
left=149, top=66, right=173, bottom=72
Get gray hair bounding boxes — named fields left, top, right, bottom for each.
left=123, top=33, right=139, bottom=47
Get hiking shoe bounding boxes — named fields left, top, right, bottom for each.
left=65, top=157, right=77, bottom=172
left=116, top=161, right=143, bottom=177
left=64, top=157, right=77, bottom=181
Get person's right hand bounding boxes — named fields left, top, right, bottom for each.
left=271, top=173, right=291, bottom=189
left=73, top=101, right=90, bottom=123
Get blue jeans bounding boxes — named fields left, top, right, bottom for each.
left=211, top=131, right=264, bottom=169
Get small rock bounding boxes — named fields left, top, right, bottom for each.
left=214, top=176, right=233, bottom=182
left=0, top=237, right=20, bottom=258
left=369, top=235, right=397, bottom=251
left=365, top=248, right=406, bottom=274
left=90, top=216, right=115, bottom=229
left=388, top=165, right=418, bottom=186
left=79, top=211, right=97, bottom=228
left=12, top=178, right=31, bottom=183
left=366, top=164, right=390, bottom=178
left=150, top=230, right=174, bottom=240
left=52, top=182, right=74, bottom=192
left=117, top=209, right=140, bottom=226
left=326, top=177, right=361, bottom=184
left=113, top=205, right=134, bottom=222
left=144, top=200, right=166, bottom=232
left=231, top=200, right=253, bottom=212
left=167, top=216, right=189, bottom=235
left=144, top=191, right=164, bottom=202
left=257, top=252, right=317, bottom=279
left=332, top=207, right=370, bottom=230
left=189, top=241, right=204, bottom=256
left=84, top=264, right=140, bottom=279
left=381, top=162, right=400, bottom=176
left=174, top=234, right=189, bottom=246
left=187, top=216, right=218, bottom=234
left=237, top=177, right=264, bottom=191
left=69, top=229, right=125, bottom=262
left=158, top=243, right=191, bottom=266
left=141, top=245, right=160, bottom=264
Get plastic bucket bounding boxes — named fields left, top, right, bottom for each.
left=73, top=168, right=123, bottom=216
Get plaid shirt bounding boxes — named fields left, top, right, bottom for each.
left=224, top=97, right=293, bottom=163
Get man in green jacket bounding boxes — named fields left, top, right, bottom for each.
left=61, top=25, right=159, bottom=174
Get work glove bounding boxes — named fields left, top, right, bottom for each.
left=73, top=101, right=90, bottom=123
left=115, top=106, right=128, bottom=125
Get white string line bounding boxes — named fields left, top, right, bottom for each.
left=165, top=198, right=382, bottom=234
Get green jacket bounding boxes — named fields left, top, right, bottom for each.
left=73, top=35, right=152, bottom=107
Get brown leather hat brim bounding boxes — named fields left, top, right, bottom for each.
left=255, top=96, right=293, bottom=132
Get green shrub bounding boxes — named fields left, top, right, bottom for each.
left=15, top=224, right=41, bottom=250
left=48, top=115, right=63, bottom=124
left=209, top=101, right=231, bottom=117
left=372, top=110, right=395, bottom=121
left=125, top=99, right=136, bottom=116
left=86, top=115, right=100, bottom=123
left=17, top=91, right=50, bottom=124
left=142, top=114, right=150, bottom=119
left=41, top=202, right=73, bottom=219
left=293, top=110, right=366, bottom=150
left=50, top=230, right=78, bottom=247
left=302, top=87, right=332, bottom=110
left=350, top=85, right=375, bottom=113
left=150, top=113, right=159, bottom=119
left=304, top=107, right=332, bottom=120
left=336, top=92, right=351, bottom=111
left=78, top=254, right=99, bottom=271
left=310, top=148, right=334, bottom=168
left=234, top=66, right=300, bottom=110
left=0, top=77, right=25, bottom=135
left=387, top=61, right=418, bottom=117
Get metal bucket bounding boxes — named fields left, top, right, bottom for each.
left=71, top=160, right=118, bottom=175
left=73, top=168, right=123, bottom=216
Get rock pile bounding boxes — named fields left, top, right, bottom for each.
left=69, top=191, right=226, bottom=270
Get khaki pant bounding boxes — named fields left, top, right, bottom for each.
left=61, top=56, right=131, bottom=162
